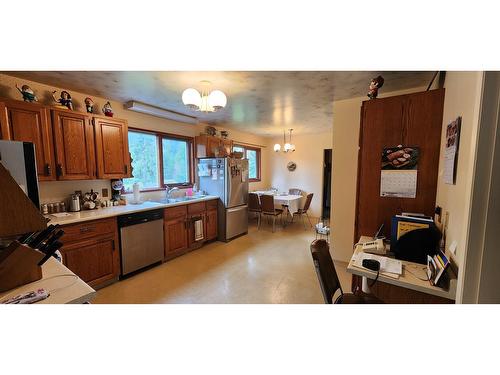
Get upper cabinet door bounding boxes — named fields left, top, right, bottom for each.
left=1, top=100, right=55, bottom=181
left=93, top=116, right=130, bottom=179
left=52, top=109, right=95, bottom=180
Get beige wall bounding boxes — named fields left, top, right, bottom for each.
left=434, top=71, right=484, bottom=303
left=330, top=86, right=428, bottom=262
left=266, top=132, right=332, bottom=219
left=0, top=73, right=269, bottom=202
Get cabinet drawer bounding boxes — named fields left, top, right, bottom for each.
left=206, top=199, right=218, bottom=209
left=62, top=217, right=117, bottom=243
left=188, top=201, right=206, bottom=214
left=164, top=205, right=187, bottom=220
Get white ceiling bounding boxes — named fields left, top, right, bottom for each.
left=6, top=71, right=434, bottom=136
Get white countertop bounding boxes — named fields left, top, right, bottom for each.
left=0, top=257, right=95, bottom=304
left=45, top=195, right=219, bottom=225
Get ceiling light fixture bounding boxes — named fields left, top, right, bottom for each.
left=182, top=80, right=227, bottom=113
left=274, top=129, right=295, bottom=153
left=125, top=101, right=198, bottom=124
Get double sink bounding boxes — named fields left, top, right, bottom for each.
left=153, top=195, right=207, bottom=204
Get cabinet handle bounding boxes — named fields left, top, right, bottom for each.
left=56, top=163, right=63, bottom=177
left=111, top=239, right=115, bottom=251
left=124, top=164, right=128, bottom=174
left=80, top=226, right=93, bottom=233
left=45, top=163, right=52, bottom=176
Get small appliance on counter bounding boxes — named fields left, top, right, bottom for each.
left=69, top=194, right=81, bottom=212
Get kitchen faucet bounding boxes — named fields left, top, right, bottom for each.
left=165, top=185, right=180, bottom=199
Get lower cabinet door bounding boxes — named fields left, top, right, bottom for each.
left=205, top=209, right=218, bottom=241
left=164, top=217, right=188, bottom=258
left=61, top=235, right=119, bottom=288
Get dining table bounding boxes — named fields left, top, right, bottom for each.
left=252, top=190, right=304, bottom=224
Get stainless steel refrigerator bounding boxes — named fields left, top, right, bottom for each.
left=198, top=158, right=248, bottom=241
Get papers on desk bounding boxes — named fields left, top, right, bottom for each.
left=353, top=253, right=402, bottom=279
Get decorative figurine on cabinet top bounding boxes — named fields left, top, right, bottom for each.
left=84, top=97, right=94, bottom=113
left=220, top=130, right=229, bottom=139
left=367, top=75, right=385, bottom=100
left=15, top=84, right=38, bottom=102
left=102, top=101, right=113, bottom=117
left=52, top=90, right=73, bottom=110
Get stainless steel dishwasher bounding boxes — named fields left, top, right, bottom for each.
left=118, top=209, right=164, bottom=276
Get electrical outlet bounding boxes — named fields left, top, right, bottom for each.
left=102, top=188, right=109, bottom=198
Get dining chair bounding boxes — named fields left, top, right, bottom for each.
left=310, top=239, right=383, bottom=304
left=291, top=193, right=314, bottom=229
left=248, top=192, right=262, bottom=229
left=260, top=194, right=283, bottom=233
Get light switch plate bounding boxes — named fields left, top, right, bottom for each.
left=449, top=240, right=458, bottom=255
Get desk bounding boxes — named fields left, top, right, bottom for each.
left=0, top=258, right=95, bottom=304
left=347, top=236, right=456, bottom=303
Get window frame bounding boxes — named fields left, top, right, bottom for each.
left=126, top=127, right=194, bottom=192
left=233, top=144, right=261, bottom=182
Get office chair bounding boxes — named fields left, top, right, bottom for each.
left=310, top=239, right=383, bottom=304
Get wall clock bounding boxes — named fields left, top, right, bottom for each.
left=287, top=161, right=297, bottom=172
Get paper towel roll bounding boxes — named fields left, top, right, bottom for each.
left=133, top=182, right=140, bottom=203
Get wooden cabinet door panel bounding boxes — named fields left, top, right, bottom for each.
left=52, top=110, right=95, bottom=180
left=207, top=137, right=220, bottom=157
left=164, top=217, right=188, bottom=257
left=205, top=209, right=217, bottom=240
left=61, top=235, right=119, bottom=288
left=221, top=139, right=233, bottom=156
left=94, top=117, right=129, bottom=178
left=2, top=101, right=55, bottom=180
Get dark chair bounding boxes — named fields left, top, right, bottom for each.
left=260, top=194, right=283, bottom=233
left=291, top=193, right=314, bottom=229
left=310, top=239, right=382, bottom=304
left=248, top=193, right=262, bottom=229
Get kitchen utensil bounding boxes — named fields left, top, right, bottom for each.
left=38, top=241, right=63, bottom=266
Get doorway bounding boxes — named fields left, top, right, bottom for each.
left=322, top=149, right=332, bottom=220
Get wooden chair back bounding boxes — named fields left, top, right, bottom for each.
left=260, top=195, right=276, bottom=214
left=248, top=193, right=261, bottom=212
left=302, top=193, right=314, bottom=212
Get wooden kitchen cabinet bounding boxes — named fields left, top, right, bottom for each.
left=195, top=134, right=233, bottom=158
left=164, top=205, right=189, bottom=260
left=60, top=217, right=120, bottom=289
left=205, top=208, right=218, bottom=241
left=93, top=116, right=131, bottom=179
left=52, top=109, right=95, bottom=180
left=0, top=99, right=56, bottom=180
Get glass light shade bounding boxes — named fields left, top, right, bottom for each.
left=274, top=143, right=281, bottom=152
left=284, top=143, right=291, bottom=152
left=208, top=90, right=227, bottom=110
left=289, top=144, right=296, bottom=152
left=182, top=88, right=201, bottom=109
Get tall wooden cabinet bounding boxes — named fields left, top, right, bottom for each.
left=93, top=116, right=130, bottom=179
left=0, top=100, right=55, bottom=180
left=52, top=109, right=95, bottom=180
left=355, top=89, right=445, bottom=242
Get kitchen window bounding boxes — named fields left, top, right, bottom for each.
left=232, top=144, right=261, bottom=182
left=124, top=129, right=193, bottom=192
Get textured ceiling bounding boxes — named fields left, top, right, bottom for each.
left=5, top=71, right=434, bottom=136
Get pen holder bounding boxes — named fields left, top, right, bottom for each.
left=0, top=241, right=44, bottom=293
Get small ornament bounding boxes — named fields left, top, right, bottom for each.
left=102, top=101, right=113, bottom=117
left=287, top=161, right=297, bottom=172
left=367, top=75, right=384, bottom=100
left=205, top=126, right=216, bottom=136
left=220, top=130, right=229, bottom=139
left=52, top=90, right=73, bottom=110
left=84, top=97, right=94, bottom=113
left=15, top=84, right=38, bottom=102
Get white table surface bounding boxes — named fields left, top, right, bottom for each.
left=347, top=236, right=456, bottom=300
left=0, top=257, right=95, bottom=304
left=252, top=191, right=303, bottom=213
